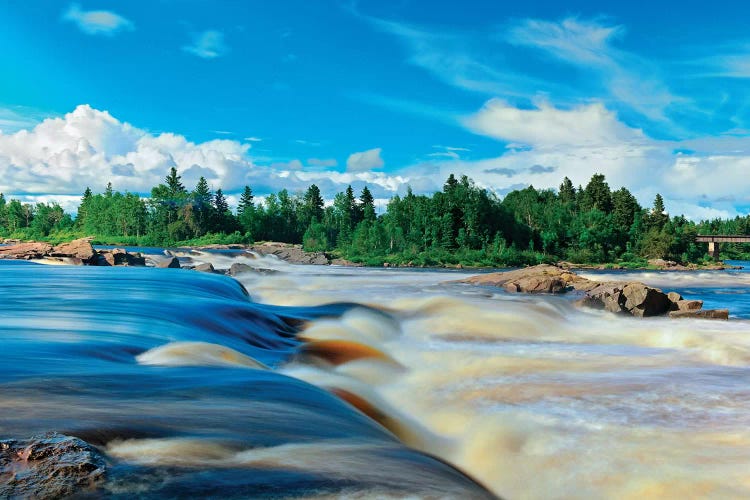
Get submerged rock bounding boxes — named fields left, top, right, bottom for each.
left=0, top=433, right=106, bottom=499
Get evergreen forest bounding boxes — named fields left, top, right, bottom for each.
left=1, top=167, right=749, bottom=267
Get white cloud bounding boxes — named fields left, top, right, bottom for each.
left=0, top=105, right=413, bottom=204
left=346, top=148, right=384, bottom=172
left=244, top=136, right=263, bottom=142
left=62, top=3, right=134, bottom=36
left=183, top=30, right=227, bottom=59
left=507, top=17, right=677, bottom=121
left=464, top=99, right=646, bottom=148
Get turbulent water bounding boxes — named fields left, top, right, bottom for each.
left=3, top=252, right=750, bottom=498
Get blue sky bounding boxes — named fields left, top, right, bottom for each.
left=2, top=1, right=750, bottom=218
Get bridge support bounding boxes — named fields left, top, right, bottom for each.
left=708, top=241, right=720, bottom=260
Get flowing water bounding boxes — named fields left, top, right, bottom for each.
left=3, top=252, right=750, bottom=499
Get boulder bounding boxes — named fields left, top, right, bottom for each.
left=667, top=291, right=683, bottom=303
left=156, top=256, right=181, bottom=269
left=0, top=242, right=53, bottom=260
left=672, top=299, right=703, bottom=312
left=229, top=263, right=253, bottom=276
left=50, top=239, right=96, bottom=263
left=585, top=283, right=626, bottom=313
left=621, top=283, right=673, bottom=317
left=96, top=249, right=146, bottom=267
left=194, top=262, right=215, bottom=273
left=669, top=309, right=729, bottom=320
left=503, top=275, right=568, bottom=294
left=0, top=433, right=106, bottom=498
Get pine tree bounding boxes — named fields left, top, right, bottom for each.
left=165, top=167, right=186, bottom=198
left=192, top=176, right=213, bottom=234
left=237, top=185, right=255, bottom=235
left=303, top=184, right=324, bottom=223
left=559, top=177, right=576, bottom=204
left=360, top=186, right=375, bottom=222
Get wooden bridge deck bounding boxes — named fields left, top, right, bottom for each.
left=696, top=235, right=750, bottom=243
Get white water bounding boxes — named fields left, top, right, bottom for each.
left=186, top=252, right=750, bottom=499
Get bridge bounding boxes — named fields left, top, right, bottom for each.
left=696, top=235, right=750, bottom=259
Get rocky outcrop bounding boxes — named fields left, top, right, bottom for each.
left=0, top=239, right=146, bottom=267
left=248, top=242, right=331, bottom=265
left=0, top=433, right=106, bottom=499
left=459, top=264, right=729, bottom=319
left=459, top=264, right=585, bottom=294
left=50, top=239, right=96, bottom=263
left=0, top=242, right=53, bottom=260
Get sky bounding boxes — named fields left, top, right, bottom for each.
left=2, top=1, right=750, bottom=219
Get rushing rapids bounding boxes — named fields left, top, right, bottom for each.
left=3, top=251, right=750, bottom=498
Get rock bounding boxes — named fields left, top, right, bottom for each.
left=458, top=264, right=585, bottom=292
left=667, top=291, right=683, bottom=303
left=621, top=283, right=673, bottom=317
left=194, top=262, right=215, bottom=273
left=0, top=433, right=106, bottom=498
left=672, top=299, right=703, bottom=312
left=669, top=309, right=729, bottom=320
left=50, top=239, right=96, bottom=263
left=585, top=283, right=626, bottom=313
left=0, top=242, right=53, bottom=260
left=247, top=242, right=331, bottom=265
left=504, top=275, right=568, bottom=294
left=156, top=256, right=181, bottom=269
left=96, top=249, right=146, bottom=267
left=229, top=263, right=253, bottom=276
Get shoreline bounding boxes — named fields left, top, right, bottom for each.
left=2, top=238, right=744, bottom=272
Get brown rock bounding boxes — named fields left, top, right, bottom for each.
left=247, top=242, right=331, bottom=265
left=669, top=309, right=729, bottom=320
left=673, top=299, right=703, bottom=311
left=667, top=291, right=683, bottom=303
left=194, top=262, right=215, bottom=273
left=50, top=239, right=96, bottom=263
left=0, top=242, right=53, bottom=260
left=96, top=249, right=145, bottom=266
left=0, top=433, right=106, bottom=498
left=621, top=283, right=672, bottom=317
left=156, top=256, right=180, bottom=269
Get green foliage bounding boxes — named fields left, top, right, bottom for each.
left=0, top=170, right=739, bottom=268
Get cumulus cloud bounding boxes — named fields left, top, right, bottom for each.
left=464, top=99, right=646, bottom=148
left=0, top=105, right=412, bottom=205
left=414, top=98, right=750, bottom=220
left=62, top=4, right=134, bottom=36
left=183, top=30, right=228, bottom=59
left=347, top=148, right=384, bottom=172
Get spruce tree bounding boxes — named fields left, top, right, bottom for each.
left=360, top=186, right=375, bottom=222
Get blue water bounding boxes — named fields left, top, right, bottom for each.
left=0, top=260, right=492, bottom=498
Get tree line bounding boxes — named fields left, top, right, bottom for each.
left=0, top=167, right=748, bottom=266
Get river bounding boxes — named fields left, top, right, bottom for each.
left=2, top=251, right=750, bottom=498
